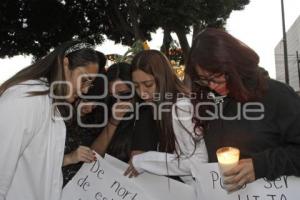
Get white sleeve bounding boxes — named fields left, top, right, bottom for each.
left=132, top=98, right=208, bottom=176
left=0, top=94, right=43, bottom=199
left=172, top=98, right=208, bottom=163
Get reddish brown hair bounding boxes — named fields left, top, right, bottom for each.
left=186, top=28, right=267, bottom=102
left=185, top=28, right=267, bottom=131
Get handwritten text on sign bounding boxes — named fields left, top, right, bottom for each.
left=62, top=154, right=151, bottom=200
left=191, top=163, right=300, bottom=200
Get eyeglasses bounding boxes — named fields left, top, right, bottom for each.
left=194, top=73, right=227, bottom=86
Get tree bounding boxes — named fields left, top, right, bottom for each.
left=0, top=0, right=107, bottom=59
left=0, top=0, right=250, bottom=60
left=0, top=0, right=159, bottom=59
left=100, top=0, right=158, bottom=46
left=146, top=0, right=250, bottom=61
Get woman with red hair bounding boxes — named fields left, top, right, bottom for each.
left=186, top=28, right=300, bottom=192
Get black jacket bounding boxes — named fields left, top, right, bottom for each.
left=204, top=79, right=300, bottom=180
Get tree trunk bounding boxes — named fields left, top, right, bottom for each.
left=128, top=0, right=146, bottom=42
left=175, top=29, right=190, bottom=63
left=192, top=23, right=201, bottom=41
left=160, top=28, right=172, bottom=57
left=112, top=3, right=134, bottom=35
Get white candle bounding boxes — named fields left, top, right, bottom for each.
left=216, top=147, right=240, bottom=173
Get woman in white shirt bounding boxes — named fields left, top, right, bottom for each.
left=124, top=50, right=208, bottom=185
left=0, top=41, right=100, bottom=200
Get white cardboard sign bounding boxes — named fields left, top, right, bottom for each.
left=62, top=154, right=151, bottom=200
left=191, top=163, right=300, bottom=200
left=62, top=154, right=197, bottom=200
left=104, top=154, right=197, bottom=200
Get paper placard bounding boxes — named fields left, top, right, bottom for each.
left=104, top=154, right=197, bottom=200
left=62, top=154, right=152, bottom=200
left=62, top=153, right=197, bottom=200
left=191, top=163, right=300, bottom=200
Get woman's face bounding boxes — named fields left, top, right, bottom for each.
left=109, top=79, right=131, bottom=99
left=64, top=60, right=99, bottom=103
left=132, top=69, right=156, bottom=102
left=195, top=67, right=229, bottom=96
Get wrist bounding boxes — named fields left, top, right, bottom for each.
left=64, top=154, right=75, bottom=165
left=109, top=117, right=120, bottom=126
left=69, top=152, right=78, bottom=164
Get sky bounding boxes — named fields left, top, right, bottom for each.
left=1, top=0, right=300, bottom=84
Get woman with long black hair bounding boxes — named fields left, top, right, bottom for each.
left=91, top=62, right=135, bottom=161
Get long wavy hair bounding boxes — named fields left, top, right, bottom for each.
left=0, top=41, right=99, bottom=106
left=131, top=50, right=190, bottom=154
left=185, top=28, right=267, bottom=131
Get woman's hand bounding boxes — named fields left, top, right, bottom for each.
left=223, top=158, right=256, bottom=192
left=64, top=146, right=96, bottom=166
left=124, top=151, right=144, bottom=178
left=124, top=159, right=140, bottom=178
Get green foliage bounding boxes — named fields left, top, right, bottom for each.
left=0, top=0, right=107, bottom=58
left=0, top=0, right=250, bottom=59
left=107, top=40, right=146, bottom=63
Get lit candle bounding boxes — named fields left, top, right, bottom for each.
left=216, top=147, right=240, bottom=173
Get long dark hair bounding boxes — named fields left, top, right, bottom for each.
left=106, top=62, right=133, bottom=162
left=186, top=28, right=267, bottom=130
left=0, top=41, right=99, bottom=105
left=107, top=62, right=132, bottom=83
left=106, top=62, right=132, bottom=109
left=131, top=50, right=189, bottom=153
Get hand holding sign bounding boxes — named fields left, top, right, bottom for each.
left=63, top=146, right=96, bottom=166
left=62, top=153, right=151, bottom=200
left=124, top=151, right=145, bottom=178
left=105, top=154, right=197, bottom=200
left=124, top=160, right=140, bottom=178
left=62, top=153, right=197, bottom=200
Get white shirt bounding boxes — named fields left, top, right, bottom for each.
left=0, top=80, right=66, bottom=200
left=132, top=97, right=208, bottom=184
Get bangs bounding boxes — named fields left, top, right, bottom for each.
left=188, top=52, right=225, bottom=78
